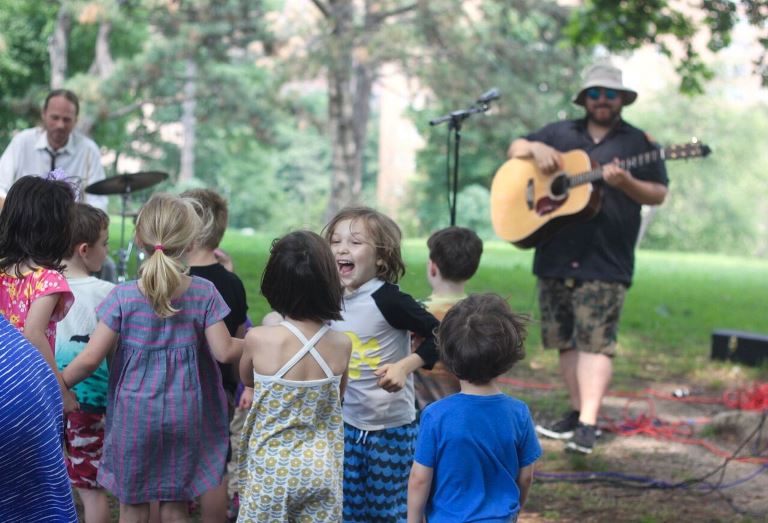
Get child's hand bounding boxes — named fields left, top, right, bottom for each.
left=239, top=386, right=254, bottom=409
left=374, top=363, right=408, bottom=393
left=63, top=388, right=80, bottom=413
left=214, top=248, right=235, bottom=272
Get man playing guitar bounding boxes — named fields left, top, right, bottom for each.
left=507, top=63, right=668, bottom=454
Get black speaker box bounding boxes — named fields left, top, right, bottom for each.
left=711, top=330, right=768, bottom=367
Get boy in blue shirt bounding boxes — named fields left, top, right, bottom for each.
left=408, top=293, right=541, bottom=523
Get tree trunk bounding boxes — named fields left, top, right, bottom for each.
left=326, top=63, right=372, bottom=218
left=318, top=0, right=415, bottom=218
left=325, top=0, right=360, bottom=218
left=49, top=5, right=72, bottom=88
left=179, top=58, right=198, bottom=183
left=89, top=20, right=115, bottom=79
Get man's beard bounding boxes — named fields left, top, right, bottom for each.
left=586, top=104, right=621, bottom=127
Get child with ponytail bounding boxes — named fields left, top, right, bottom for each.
left=62, top=193, right=243, bottom=523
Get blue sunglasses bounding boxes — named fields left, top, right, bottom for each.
left=586, top=87, right=619, bottom=100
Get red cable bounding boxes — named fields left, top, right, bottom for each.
left=498, top=377, right=768, bottom=464
left=602, top=398, right=768, bottom=465
left=723, top=383, right=768, bottom=411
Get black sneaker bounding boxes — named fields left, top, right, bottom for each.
left=565, top=423, right=597, bottom=454
left=536, top=410, right=580, bottom=440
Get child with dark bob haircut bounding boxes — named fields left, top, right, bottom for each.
left=408, top=293, right=541, bottom=523
left=260, top=230, right=344, bottom=323
left=238, top=230, right=352, bottom=521
left=0, top=175, right=78, bottom=413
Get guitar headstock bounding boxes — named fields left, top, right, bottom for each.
left=664, top=140, right=712, bottom=159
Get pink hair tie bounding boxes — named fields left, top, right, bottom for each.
left=154, top=244, right=164, bottom=252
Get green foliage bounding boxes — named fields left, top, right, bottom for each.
left=627, top=87, right=768, bottom=256
left=409, top=0, right=589, bottom=234
left=0, top=0, right=58, bottom=140
left=212, top=231, right=768, bottom=383
left=566, top=0, right=765, bottom=92
left=3, top=0, right=765, bottom=256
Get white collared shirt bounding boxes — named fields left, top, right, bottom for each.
left=0, top=127, right=107, bottom=210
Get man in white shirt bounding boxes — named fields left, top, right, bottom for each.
left=0, top=89, right=107, bottom=211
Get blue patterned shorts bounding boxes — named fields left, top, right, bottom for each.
left=342, top=421, right=418, bottom=523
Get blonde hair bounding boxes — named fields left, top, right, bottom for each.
left=135, top=193, right=203, bottom=317
left=322, top=206, right=406, bottom=284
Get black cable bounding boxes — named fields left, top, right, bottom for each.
left=534, top=410, right=768, bottom=517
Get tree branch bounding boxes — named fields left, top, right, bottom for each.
left=369, top=3, right=418, bottom=25
left=311, top=0, right=330, bottom=18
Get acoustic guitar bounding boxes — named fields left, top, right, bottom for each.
left=490, top=141, right=711, bottom=248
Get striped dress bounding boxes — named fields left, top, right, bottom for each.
left=0, top=314, right=77, bottom=522
left=96, top=276, right=230, bottom=503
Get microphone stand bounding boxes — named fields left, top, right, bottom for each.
left=430, top=102, right=492, bottom=226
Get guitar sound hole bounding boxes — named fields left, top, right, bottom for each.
left=550, top=174, right=569, bottom=200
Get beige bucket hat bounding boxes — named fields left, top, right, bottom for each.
left=572, top=63, right=638, bottom=106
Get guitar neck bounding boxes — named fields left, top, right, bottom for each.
left=568, top=148, right=668, bottom=187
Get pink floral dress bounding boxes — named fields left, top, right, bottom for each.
left=0, top=268, right=74, bottom=353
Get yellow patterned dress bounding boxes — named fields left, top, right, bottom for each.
left=237, top=322, right=344, bottom=523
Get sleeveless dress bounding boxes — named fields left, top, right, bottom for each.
left=238, top=321, right=344, bottom=522
left=96, top=276, right=231, bottom=503
left=0, top=314, right=77, bottom=522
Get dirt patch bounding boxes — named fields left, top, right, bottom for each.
left=510, top=376, right=768, bottom=523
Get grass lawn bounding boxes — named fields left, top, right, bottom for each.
left=214, top=230, right=768, bottom=382
left=109, top=219, right=767, bottom=384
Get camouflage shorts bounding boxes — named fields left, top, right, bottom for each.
left=538, top=278, right=627, bottom=357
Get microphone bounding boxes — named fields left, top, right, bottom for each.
left=477, top=88, right=500, bottom=104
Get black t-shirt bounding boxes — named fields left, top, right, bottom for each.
left=189, top=263, right=248, bottom=394
left=525, top=118, right=669, bottom=286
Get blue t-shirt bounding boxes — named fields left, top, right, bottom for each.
left=414, top=393, right=542, bottom=522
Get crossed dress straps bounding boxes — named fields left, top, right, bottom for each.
left=273, top=320, right=335, bottom=379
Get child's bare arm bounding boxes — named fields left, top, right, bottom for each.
left=24, top=295, right=62, bottom=371
left=238, top=385, right=254, bottom=409
left=239, top=331, right=256, bottom=388
left=338, top=333, right=353, bottom=397
left=61, top=321, right=117, bottom=389
left=339, top=369, right=349, bottom=398
left=26, top=294, right=79, bottom=412
left=374, top=353, right=425, bottom=393
left=407, top=462, right=433, bottom=523
left=517, top=463, right=535, bottom=508
left=204, top=321, right=244, bottom=363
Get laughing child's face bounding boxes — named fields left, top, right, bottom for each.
left=329, top=218, right=380, bottom=295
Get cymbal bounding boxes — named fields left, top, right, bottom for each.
left=85, top=171, right=169, bottom=195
